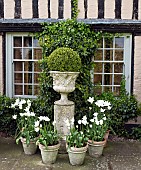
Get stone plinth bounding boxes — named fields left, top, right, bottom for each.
left=54, top=101, right=74, bottom=153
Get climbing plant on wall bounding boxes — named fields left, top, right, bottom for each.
left=35, top=19, right=103, bottom=120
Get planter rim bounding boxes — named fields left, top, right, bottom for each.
left=20, top=137, right=37, bottom=143
left=67, top=145, right=87, bottom=153
left=39, top=142, right=60, bottom=151
left=88, top=139, right=106, bottom=146
left=49, top=71, right=80, bottom=74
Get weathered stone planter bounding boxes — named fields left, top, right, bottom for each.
left=39, top=143, right=60, bottom=164
left=67, top=145, right=87, bottom=166
left=88, top=139, right=106, bottom=158
left=50, top=71, right=79, bottom=153
left=21, top=137, right=37, bottom=155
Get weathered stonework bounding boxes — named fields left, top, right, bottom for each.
left=134, top=36, right=141, bottom=101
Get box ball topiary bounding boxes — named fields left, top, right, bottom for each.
left=47, top=47, right=82, bottom=72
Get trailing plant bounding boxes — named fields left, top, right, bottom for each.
left=71, top=0, right=79, bottom=19
left=47, top=47, right=81, bottom=72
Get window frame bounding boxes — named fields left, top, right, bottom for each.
left=6, top=33, right=42, bottom=98
left=92, top=34, right=132, bottom=95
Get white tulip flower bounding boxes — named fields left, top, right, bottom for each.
left=87, top=97, right=94, bottom=104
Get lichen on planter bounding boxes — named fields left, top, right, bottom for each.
left=39, top=143, right=60, bottom=164
left=67, top=145, right=87, bottom=166
left=88, top=139, right=106, bottom=158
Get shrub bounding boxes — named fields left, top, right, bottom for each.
left=0, top=95, right=16, bottom=136
left=47, top=47, right=82, bottom=72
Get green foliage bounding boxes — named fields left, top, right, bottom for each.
left=94, top=77, right=139, bottom=136
left=130, top=125, right=141, bottom=140
left=36, top=117, right=60, bottom=148
left=0, top=95, right=16, bottom=136
left=71, top=0, right=79, bottom=19
left=47, top=47, right=81, bottom=72
left=66, top=127, right=88, bottom=148
left=35, top=19, right=102, bottom=119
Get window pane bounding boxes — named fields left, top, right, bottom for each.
left=33, top=38, right=40, bottom=47
left=34, top=62, right=41, bottom=72
left=23, top=49, right=32, bottom=60
left=114, top=50, right=123, bottom=61
left=24, top=37, right=32, bottom=47
left=34, top=49, right=42, bottom=60
left=34, top=73, right=39, bottom=83
left=104, top=50, right=113, bottom=61
left=24, top=61, right=33, bottom=72
left=94, top=74, right=102, bottom=84
left=24, top=73, right=32, bottom=83
left=34, top=86, right=39, bottom=95
left=14, top=73, right=23, bottom=83
left=103, top=86, right=112, bottom=92
left=24, top=85, right=32, bottom=95
left=104, top=74, right=112, bottom=85
left=14, top=62, right=22, bottom=71
left=104, top=37, right=113, bottom=48
left=114, top=63, right=123, bottom=73
left=15, top=85, right=23, bottom=95
left=114, top=75, right=122, bottom=85
left=115, top=37, right=124, bottom=48
left=94, top=63, right=103, bottom=73
left=14, top=49, right=22, bottom=59
left=14, top=37, right=22, bottom=47
left=104, top=63, right=113, bottom=73
left=113, top=86, right=120, bottom=96
left=94, top=50, right=103, bottom=60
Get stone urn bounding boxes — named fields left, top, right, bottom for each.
left=50, top=71, right=79, bottom=105
left=50, top=71, right=79, bottom=153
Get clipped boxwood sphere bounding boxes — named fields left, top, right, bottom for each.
left=47, top=47, right=82, bottom=72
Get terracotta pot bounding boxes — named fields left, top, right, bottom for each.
left=67, top=145, right=87, bottom=166
left=88, top=139, right=106, bottom=158
left=39, top=143, right=60, bottom=164
left=104, top=130, right=110, bottom=147
left=20, top=137, right=37, bottom=155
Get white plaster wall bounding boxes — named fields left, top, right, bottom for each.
left=21, top=0, right=32, bottom=18
left=38, top=0, right=48, bottom=18
left=139, top=0, right=141, bottom=20
left=134, top=36, right=141, bottom=102
left=50, top=0, right=58, bottom=19
left=0, top=35, right=3, bottom=94
left=121, top=0, right=132, bottom=19
left=105, top=0, right=115, bottom=19
left=64, top=0, right=71, bottom=19
left=87, top=0, right=98, bottom=18
left=78, top=0, right=84, bottom=19
left=4, top=0, right=14, bottom=19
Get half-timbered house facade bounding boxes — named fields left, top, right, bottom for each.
left=0, top=0, right=141, bottom=101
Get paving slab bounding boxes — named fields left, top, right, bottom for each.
left=0, top=137, right=141, bottom=170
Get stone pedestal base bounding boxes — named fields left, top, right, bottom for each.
left=54, top=101, right=74, bottom=153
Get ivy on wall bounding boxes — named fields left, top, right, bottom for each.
left=35, top=19, right=103, bottom=120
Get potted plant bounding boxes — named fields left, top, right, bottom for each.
left=45, top=47, right=82, bottom=153
left=36, top=116, right=60, bottom=164
left=86, top=97, right=112, bottom=157
left=12, top=98, right=39, bottom=155
left=65, top=117, right=88, bottom=166
left=47, top=47, right=82, bottom=103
